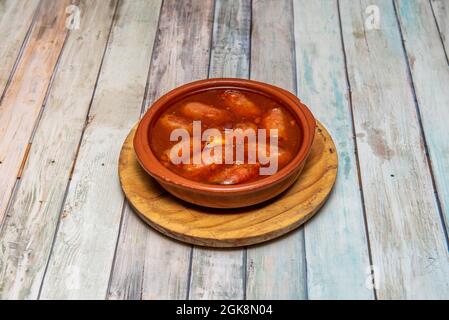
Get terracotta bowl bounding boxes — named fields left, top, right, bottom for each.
left=133, top=78, right=316, bottom=208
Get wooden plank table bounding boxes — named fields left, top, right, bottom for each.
left=0, top=0, right=448, bottom=300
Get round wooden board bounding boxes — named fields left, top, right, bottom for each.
left=119, top=121, right=338, bottom=247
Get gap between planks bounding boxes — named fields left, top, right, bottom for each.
left=339, top=0, right=449, bottom=299
left=0, top=0, right=41, bottom=103
left=429, top=0, right=449, bottom=65
left=336, top=0, right=378, bottom=299
left=38, top=0, right=163, bottom=299
left=106, top=0, right=165, bottom=296
left=39, top=0, right=122, bottom=300
left=393, top=0, right=449, bottom=243
left=0, top=0, right=71, bottom=227
left=107, top=0, right=215, bottom=300
left=0, top=0, right=120, bottom=300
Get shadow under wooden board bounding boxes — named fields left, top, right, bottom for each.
left=118, top=121, right=338, bottom=247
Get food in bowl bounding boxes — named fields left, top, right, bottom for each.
left=133, top=78, right=316, bottom=208
left=150, top=89, right=301, bottom=185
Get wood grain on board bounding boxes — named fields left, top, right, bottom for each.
left=246, top=0, right=307, bottom=299
left=339, top=0, right=449, bottom=299
left=39, top=0, right=161, bottom=299
left=118, top=123, right=337, bottom=247
left=396, top=0, right=449, bottom=233
left=0, top=0, right=117, bottom=300
left=188, top=0, right=251, bottom=300
left=0, top=0, right=69, bottom=226
left=293, top=0, right=373, bottom=299
left=0, top=0, right=40, bottom=97
left=107, top=0, right=214, bottom=300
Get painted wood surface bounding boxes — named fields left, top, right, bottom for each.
left=208, top=0, right=251, bottom=79
left=0, top=0, right=69, bottom=225
left=339, top=0, right=449, bottom=299
left=39, top=0, right=161, bottom=299
left=293, top=0, right=373, bottom=299
left=0, top=0, right=448, bottom=300
left=0, top=0, right=40, bottom=98
left=396, top=0, right=449, bottom=232
left=431, top=0, right=449, bottom=56
left=246, top=0, right=307, bottom=299
left=107, top=0, right=214, bottom=300
left=188, top=0, right=250, bottom=300
left=0, top=0, right=117, bottom=300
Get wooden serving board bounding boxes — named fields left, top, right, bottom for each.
left=119, top=121, right=338, bottom=247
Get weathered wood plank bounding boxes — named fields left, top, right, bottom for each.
left=293, top=0, right=373, bottom=299
left=0, top=0, right=40, bottom=97
left=431, top=0, right=449, bottom=56
left=106, top=205, right=148, bottom=300
left=188, top=0, right=251, bottom=300
left=107, top=0, right=214, bottom=300
left=0, top=0, right=117, bottom=300
left=0, top=0, right=69, bottom=225
left=189, top=248, right=244, bottom=300
left=246, top=0, right=307, bottom=299
left=39, top=0, right=161, bottom=299
left=396, top=0, right=449, bottom=234
left=339, top=0, right=449, bottom=299
left=208, top=0, right=251, bottom=78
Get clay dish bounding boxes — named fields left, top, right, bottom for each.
left=133, top=78, right=316, bottom=208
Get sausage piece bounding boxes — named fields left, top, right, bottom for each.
left=221, top=90, right=262, bottom=117
left=165, top=135, right=225, bottom=180
left=158, top=114, right=193, bottom=134
left=160, top=138, right=193, bottom=165
left=181, top=162, right=219, bottom=180
left=235, top=122, right=258, bottom=132
left=209, top=163, right=260, bottom=185
left=261, top=108, right=288, bottom=142
left=181, top=102, right=231, bottom=124
left=246, top=142, right=292, bottom=168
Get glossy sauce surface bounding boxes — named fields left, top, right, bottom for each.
left=150, top=89, right=301, bottom=184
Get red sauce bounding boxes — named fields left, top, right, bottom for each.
left=150, top=89, right=301, bottom=185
